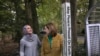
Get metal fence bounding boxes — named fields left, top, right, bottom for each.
left=86, top=3, right=100, bottom=56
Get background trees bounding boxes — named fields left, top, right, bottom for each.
left=0, top=0, right=99, bottom=56
left=0, top=0, right=62, bottom=38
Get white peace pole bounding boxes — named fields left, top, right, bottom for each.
left=62, top=2, right=72, bottom=56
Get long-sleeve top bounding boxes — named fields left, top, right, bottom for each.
left=41, top=33, right=63, bottom=56
left=20, top=34, right=41, bottom=56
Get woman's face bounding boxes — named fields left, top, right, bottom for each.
left=43, top=26, right=50, bottom=35
left=23, top=25, right=33, bottom=34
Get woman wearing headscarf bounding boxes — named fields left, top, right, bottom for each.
left=20, top=25, right=41, bottom=56
left=41, top=23, right=63, bottom=56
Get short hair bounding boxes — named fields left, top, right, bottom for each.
left=22, top=25, right=33, bottom=35
left=45, top=22, right=57, bottom=37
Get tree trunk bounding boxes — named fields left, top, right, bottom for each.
left=70, top=0, right=78, bottom=56
left=30, top=0, right=39, bottom=34
left=88, top=0, right=96, bottom=10
left=13, top=0, right=23, bottom=42
left=24, top=0, right=33, bottom=26
left=24, top=0, right=39, bottom=34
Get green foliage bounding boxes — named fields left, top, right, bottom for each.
left=37, top=0, right=62, bottom=32
left=76, top=0, right=89, bottom=34
left=0, top=0, right=14, bottom=32
left=0, top=0, right=26, bottom=42
left=0, top=0, right=62, bottom=34
left=77, top=44, right=86, bottom=56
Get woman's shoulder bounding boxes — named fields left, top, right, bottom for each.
left=41, top=35, right=48, bottom=41
left=56, top=33, right=62, bottom=37
left=32, top=34, right=38, bottom=37
left=32, top=34, right=39, bottom=40
left=20, top=36, right=26, bottom=42
left=56, top=33, right=63, bottom=39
